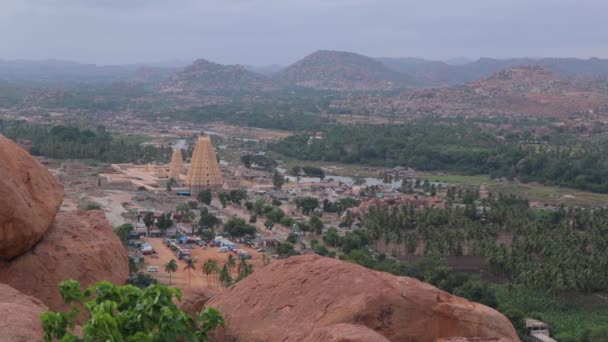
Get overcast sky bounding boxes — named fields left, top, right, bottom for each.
left=1, top=0, right=607, bottom=66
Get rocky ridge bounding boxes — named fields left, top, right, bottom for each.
left=331, top=65, right=608, bottom=118
left=199, top=254, right=518, bottom=342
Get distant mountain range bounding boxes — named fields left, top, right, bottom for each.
left=2, top=51, right=608, bottom=94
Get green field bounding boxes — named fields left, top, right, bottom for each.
left=422, top=172, right=608, bottom=208
left=496, top=286, right=608, bottom=340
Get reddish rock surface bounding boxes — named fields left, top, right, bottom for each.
left=206, top=255, right=518, bottom=342
left=0, top=283, right=47, bottom=342
left=0, top=135, right=63, bottom=259
left=0, top=210, right=129, bottom=311
left=178, top=287, right=219, bottom=317
left=304, top=323, right=391, bottom=342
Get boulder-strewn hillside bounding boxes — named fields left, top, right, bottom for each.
left=0, top=134, right=129, bottom=313
left=331, top=65, right=608, bottom=118
left=199, top=255, right=518, bottom=342
left=379, top=57, right=608, bottom=87
left=161, top=58, right=277, bottom=94
left=279, top=50, right=416, bottom=91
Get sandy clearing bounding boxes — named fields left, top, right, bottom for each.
left=142, top=237, right=269, bottom=291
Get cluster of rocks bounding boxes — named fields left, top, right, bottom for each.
left=0, top=135, right=129, bottom=340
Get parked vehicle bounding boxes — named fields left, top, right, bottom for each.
left=147, top=266, right=159, bottom=273
left=218, top=247, right=229, bottom=253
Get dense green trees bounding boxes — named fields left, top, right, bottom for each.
left=223, top=217, right=256, bottom=237
left=0, top=120, right=171, bottom=163
left=241, top=154, right=277, bottom=171
left=199, top=207, right=221, bottom=229
left=156, top=213, right=174, bottom=236
left=295, top=197, right=319, bottom=214
left=40, top=280, right=224, bottom=341
left=357, top=194, right=608, bottom=293
left=272, top=119, right=608, bottom=193
left=197, top=190, right=212, bottom=205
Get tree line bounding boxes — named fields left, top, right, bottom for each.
left=0, top=120, right=172, bottom=163
left=272, top=119, right=608, bottom=193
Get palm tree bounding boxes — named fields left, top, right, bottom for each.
left=184, top=258, right=197, bottom=287
left=209, top=259, right=221, bottom=287
left=203, top=258, right=221, bottom=288
left=226, top=254, right=236, bottom=274
left=202, top=259, right=213, bottom=286
left=237, top=258, right=254, bottom=281
left=164, top=259, right=178, bottom=286
left=219, top=264, right=233, bottom=287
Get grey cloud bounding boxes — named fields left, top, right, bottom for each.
left=1, top=0, right=607, bottom=65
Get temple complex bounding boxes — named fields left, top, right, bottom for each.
left=98, top=135, right=224, bottom=193
left=186, top=136, right=224, bottom=193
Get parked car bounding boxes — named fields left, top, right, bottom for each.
left=218, top=247, right=229, bottom=253
left=256, top=248, right=266, bottom=252
left=147, top=266, right=159, bottom=273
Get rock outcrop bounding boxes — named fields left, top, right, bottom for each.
left=178, top=288, right=219, bottom=317
left=304, top=323, right=391, bottom=342
left=0, top=135, right=63, bottom=259
left=0, top=283, right=47, bottom=342
left=0, top=210, right=129, bottom=311
left=206, top=255, right=518, bottom=342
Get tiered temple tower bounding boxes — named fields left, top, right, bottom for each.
left=186, top=136, right=223, bottom=193
left=169, top=149, right=184, bottom=179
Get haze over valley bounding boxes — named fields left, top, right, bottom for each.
left=2, top=1, right=608, bottom=341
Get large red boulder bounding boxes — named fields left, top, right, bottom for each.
left=206, top=255, right=518, bottom=342
left=0, top=135, right=63, bottom=259
left=0, top=210, right=129, bottom=311
left=0, top=283, right=48, bottom=342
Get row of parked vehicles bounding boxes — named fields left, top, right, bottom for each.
left=164, top=238, right=196, bottom=261
left=129, top=240, right=155, bottom=255
left=217, top=246, right=252, bottom=259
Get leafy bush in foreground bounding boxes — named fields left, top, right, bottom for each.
left=41, top=280, right=224, bottom=341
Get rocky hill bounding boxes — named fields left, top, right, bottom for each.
left=184, top=254, right=518, bottom=342
left=331, top=65, right=608, bottom=118
left=279, top=50, right=416, bottom=91
left=161, top=58, right=277, bottom=94
left=379, top=57, right=608, bottom=87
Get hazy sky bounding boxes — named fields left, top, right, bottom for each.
left=1, top=0, right=607, bottom=66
